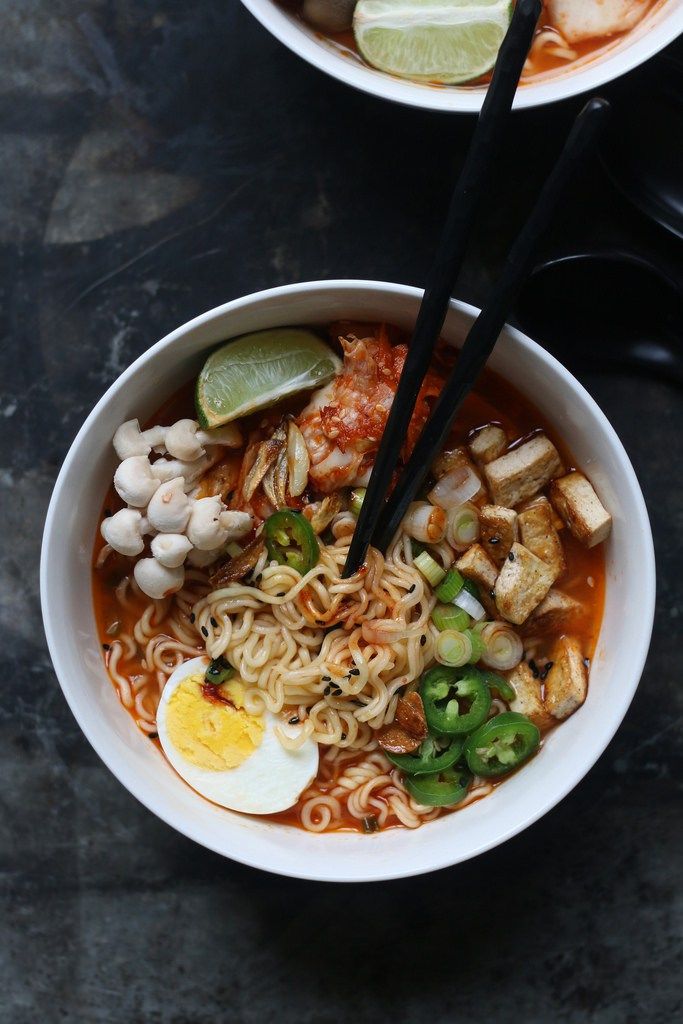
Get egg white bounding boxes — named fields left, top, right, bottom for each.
left=156, top=656, right=319, bottom=814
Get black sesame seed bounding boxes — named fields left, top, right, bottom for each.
left=420, top=634, right=427, bottom=647
left=489, top=536, right=500, bottom=545
left=324, top=685, right=332, bottom=696
left=540, top=661, right=553, bottom=681
left=408, top=584, right=416, bottom=594
left=333, top=687, right=343, bottom=696
left=147, top=732, right=158, bottom=740
left=102, top=643, right=110, bottom=651
left=349, top=668, right=360, bottom=676
left=288, top=716, right=300, bottom=725
left=508, top=551, right=515, bottom=562
left=529, top=658, right=539, bottom=679
left=210, top=617, right=218, bottom=628
left=277, top=592, right=286, bottom=597
left=189, top=613, right=196, bottom=624
left=341, top=732, right=347, bottom=741
left=201, top=626, right=209, bottom=638
left=322, top=675, right=331, bottom=682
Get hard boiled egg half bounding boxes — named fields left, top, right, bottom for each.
left=156, top=656, right=318, bottom=814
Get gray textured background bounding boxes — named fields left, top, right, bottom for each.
left=1, top=3, right=681, bottom=1022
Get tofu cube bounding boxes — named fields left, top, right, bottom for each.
left=479, top=505, right=518, bottom=565
left=543, top=636, right=588, bottom=721
left=483, top=435, right=563, bottom=508
left=455, top=543, right=498, bottom=616
left=549, top=472, right=612, bottom=548
left=517, top=498, right=565, bottom=577
left=469, top=424, right=508, bottom=466
left=508, top=663, right=554, bottom=731
left=523, top=589, right=583, bottom=634
left=494, top=542, right=558, bottom=625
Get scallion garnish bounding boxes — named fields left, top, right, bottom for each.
left=350, top=488, right=366, bottom=516
left=431, top=604, right=470, bottom=632
left=435, top=629, right=473, bottom=668
left=413, top=550, right=446, bottom=587
left=204, top=656, right=234, bottom=686
left=435, top=568, right=465, bottom=603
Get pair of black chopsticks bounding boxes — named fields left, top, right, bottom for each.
left=343, top=0, right=610, bottom=577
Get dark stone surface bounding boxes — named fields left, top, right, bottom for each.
left=1, top=3, right=681, bottom=1022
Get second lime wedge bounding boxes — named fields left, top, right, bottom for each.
left=196, top=328, right=342, bottom=427
left=354, top=0, right=512, bottom=85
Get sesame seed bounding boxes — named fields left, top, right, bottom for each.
left=508, top=551, right=515, bottom=562
left=540, top=661, right=553, bottom=680
left=322, top=675, right=331, bottom=682
left=148, top=732, right=158, bottom=740
left=349, top=668, right=360, bottom=676
left=341, top=732, right=347, bottom=741
left=489, top=536, right=499, bottom=545
left=277, top=592, right=286, bottom=597
left=201, top=626, right=209, bottom=638
left=189, top=613, right=195, bottom=624
left=408, top=584, right=416, bottom=594
left=288, top=716, right=300, bottom=725
left=324, top=685, right=332, bottom=696
left=529, top=658, right=539, bottom=679
left=210, top=617, right=218, bottom=628
left=420, top=635, right=427, bottom=647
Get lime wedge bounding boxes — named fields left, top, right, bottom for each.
left=196, top=328, right=342, bottom=427
left=354, top=0, right=512, bottom=85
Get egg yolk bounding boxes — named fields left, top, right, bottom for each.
left=166, top=674, right=264, bottom=771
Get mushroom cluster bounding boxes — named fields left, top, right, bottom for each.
left=100, top=418, right=253, bottom=599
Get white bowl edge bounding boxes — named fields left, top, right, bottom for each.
left=240, top=0, right=683, bottom=114
left=40, top=280, right=656, bottom=882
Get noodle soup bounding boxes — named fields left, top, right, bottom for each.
left=92, top=320, right=608, bottom=835
left=282, top=0, right=665, bottom=87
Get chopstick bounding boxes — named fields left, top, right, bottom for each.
left=370, top=97, right=611, bottom=555
left=342, top=0, right=542, bottom=578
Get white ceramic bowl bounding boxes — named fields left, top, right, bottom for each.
left=41, top=280, right=655, bottom=882
left=241, top=0, right=683, bottom=113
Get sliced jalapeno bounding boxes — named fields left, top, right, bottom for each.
left=385, top=734, right=464, bottom=776
left=405, top=766, right=472, bottom=807
left=481, top=670, right=516, bottom=703
left=420, top=665, right=491, bottom=736
left=464, top=712, right=540, bottom=777
left=264, top=509, right=319, bottom=575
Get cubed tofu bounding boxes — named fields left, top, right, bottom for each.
left=549, top=472, right=612, bottom=548
left=518, top=499, right=565, bottom=577
left=455, top=543, right=498, bottom=616
left=479, top=505, right=517, bottom=565
left=508, top=663, right=554, bottom=731
left=469, top=424, right=508, bottom=466
left=483, top=435, right=563, bottom=508
left=543, top=636, right=588, bottom=721
left=521, top=493, right=565, bottom=531
left=494, top=542, right=558, bottom=625
left=523, top=589, right=583, bottom=634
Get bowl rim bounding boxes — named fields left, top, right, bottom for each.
left=40, top=279, right=656, bottom=882
left=239, top=0, right=683, bottom=114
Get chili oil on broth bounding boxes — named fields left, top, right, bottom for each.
left=282, top=0, right=664, bottom=87
left=92, top=320, right=606, bottom=834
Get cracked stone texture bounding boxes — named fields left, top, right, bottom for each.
left=1, top=3, right=681, bottom=1023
